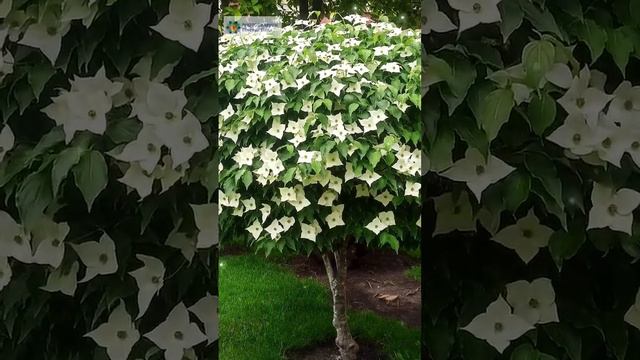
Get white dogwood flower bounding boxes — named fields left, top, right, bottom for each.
left=191, top=203, right=218, bottom=248
left=85, top=300, right=140, bottom=360
left=448, top=0, right=501, bottom=33
left=265, top=220, right=285, bottom=240
left=441, top=148, right=515, bottom=201
left=0, top=211, right=32, bottom=263
left=423, top=0, right=456, bottom=34
left=152, top=0, right=212, bottom=51
left=41, top=262, right=79, bottom=296
left=144, top=302, right=207, bottom=360
left=119, top=162, right=156, bottom=199
left=279, top=216, right=295, bottom=232
left=375, top=190, right=394, bottom=206
left=557, top=66, right=613, bottom=127
left=492, top=210, right=553, bottom=263
left=625, top=288, right=640, bottom=331
left=19, top=16, right=70, bottom=63
left=136, top=82, right=187, bottom=126
left=318, top=190, right=337, bottom=207
left=271, top=102, right=286, bottom=116
left=166, top=232, right=196, bottom=262
left=588, top=183, right=640, bottom=235
left=31, top=217, right=70, bottom=268
left=608, top=81, right=640, bottom=126
left=0, top=125, right=14, bottom=162
left=506, top=278, right=559, bottom=325
left=405, top=181, right=420, bottom=197
left=462, top=295, right=533, bottom=353
left=547, top=114, right=599, bottom=155
left=247, top=220, right=263, bottom=240
left=0, top=257, right=11, bottom=291
left=112, top=125, right=163, bottom=172
left=433, top=192, right=476, bottom=235
left=326, top=205, right=346, bottom=229
left=300, top=222, right=318, bottom=242
left=71, top=233, right=118, bottom=283
left=188, top=294, right=218, bottom=344
left=130, top=255, right=166, bottom=319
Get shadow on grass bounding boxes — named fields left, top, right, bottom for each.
left=219, top=255, right=420, bottom=360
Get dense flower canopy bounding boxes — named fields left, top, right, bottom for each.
left=219, top=15, right=421, bottom=255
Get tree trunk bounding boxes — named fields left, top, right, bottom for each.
left=299, top=0, right=309, bottom=19
left=322, top=243, right=359, bottom=360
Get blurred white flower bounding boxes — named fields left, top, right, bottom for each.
left=441, top=148, right=515, bottom=201
left=112, top=125, right=164, bottom=172
left=31, top=217, right=70, bottom=268
left=607, top=81, right=640, bottom=126
left=191, top=203, right=218, bottom=248
left=130, top=255, right=166, bottom=319
left=41, top=261, right=79, bottom=296
left=557, top=66, right=613, bottom=127
left=18, top=16, right=70, bottom=64
left=152, top=0, right=212, bottom=51
left=0, top=257, right=11, bottom=291
left=118, top=162, right=156, bottom=199
left=462, top=295, right=533, bottom=353
left=448, top=0, right=501, bottom=33
left=144, top=302, right=207, bottom=360
left=71, top=233, right=118, bottom=283
left=492, top=210, right=553, bottom=263
left=587, top=183, right=640, bottom=235
left=625, top=288, right=640, bottom=331
left=547, top=114, right=598, bottom=155
left=188, top=294, right=218, bottom=344
left=158, top=112, right=209, bottom=167
left=506, top=278, right=559, bottom=325
left=433, top=192, right=476, bottom=235
left=85, top=300, right=140, bottom=360
left=0, top=211, right=32, bottom=263
left=423, top=0, right=456, bottom=34
left=0, top=124, right=15, bottom=162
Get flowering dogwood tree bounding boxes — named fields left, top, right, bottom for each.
left=219, top=15, right=420, bottom=359
left=425, top=0, right=640, bottom=358
left=0, top=1, right=217, bottom=359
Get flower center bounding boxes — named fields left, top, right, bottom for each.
left=522, top=229, right=533, bottom=238
left=151, top=276, right=160, bottom=284
left=0, top=146, right=4, bottom=153
left=88, top=110, right=97, bottom=119
left=165, top=112, right=175, bottom=120
left=183, top=136, right=192, bottom=144
left=175, top=165, right=183, bottom=172
left=601, top=137, right=612, bottom=149
left=116, top=330, right=128, bottom=340
left=124, top=88, right=134, bottom=98
left=142, top=170, right=152, bottom=177
left=572, top=133, right=581, bottom=144
left=46, top=26, right=58, bottom=36
left=13, top=235, right=23, bottom=244
left=183, top=20, right=193, bottom=31
left=575, top=97, right=586, bottom=108
left=494, top=322, right=503, bottom=332
left=529, top=298, right=539, bottom=308
left=99, top=253, right=108, bottom=264
left=608, top=204, right=618, bottom=215
left=475, top=165, right=485, bottom=175
left=625, top=100, right=634, bottom=111
left=52, top=239, right=60, bottom=247
left=632, top=141, right=640, bottom=150
left=147, top=143, right=156, bottom=152
left=174, top=331, right=184, bottom=340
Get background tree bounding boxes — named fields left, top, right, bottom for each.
left=219, top=15, right=421, bottom=359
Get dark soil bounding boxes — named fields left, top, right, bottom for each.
left=287, top=249, right=421, bottom=329
left=285, top=340, right=385, bottom=360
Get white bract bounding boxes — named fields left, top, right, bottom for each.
left=462, top=295, right=534, bottom=353
left=129, top=255, right=166, bottom=319
left=440, top=148, right=515, bottom=201
left=188, top=294, right=219, bottom=344
left=71, top=233, right=118, bottom=283
left=433, top=192, right=476, bottom=235
left=557, top=66, right=613, bottom=128
left=144, top=302, right=207, bottom=360
left=492, top=210, right=553, bottom=263
left=505, top=278, right=559, bottom=325
left=85, top=301, right=140, bottom=360
left=448, top=0, right=502, bottom=33
left=625, top=288, right=640, bottom=331
left=152, top=0, right=212, bottom=51
left=587, top=183, right=640, bottom=235
left=423, top=0, right=456, bottom=34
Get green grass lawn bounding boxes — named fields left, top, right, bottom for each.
left=404, top=265, right=421, bottom=281
left=219, top=255, right=421, bottom=360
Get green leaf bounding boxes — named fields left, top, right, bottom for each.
left=348, top=103, right=359, bottom=115
left=519, top=0, right=564, bottom=39
left=524, top=153, right=563, bottom=207
left=51, top=147, right=85, bottom=195
left=439, top=55, right=476, bottom=115
left=151, top=40, right=184, bottom=80
left=14, top=80, right=34, bottom=115
left=242, top=170, right=252, bottom=189
left=28, top=62, right=56, bottom=100
left=72, top=151, right=109, bottom=210
left=380, top=232, right=399, bottom=252
left=499, top=0, right=524, bottom=42
left=548, top=225, right=586, bottom=270
left=522, top=40, right=555, bottom=88
left=452, top=115, right=489, bottom=159
left=606, top=27, right=634, bottom=75
left=574, top=19, right=607, bottom=63
left=510, top=343, right=539, bottom=360
left=527, top=92, right=557, bottom=135
left=16, top=170, right=53, bottom=230
left=367, top=150, right=381, bottom=168
left=503, top=170, right=531, bottom=211
left=544, top=323, right=582, bottom=360
left=603, top=312, right=628, bottom=360
left=105, top=117, right=143, bottom=144
left=478, top=88, right=514, bottom=141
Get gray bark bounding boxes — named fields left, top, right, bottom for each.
left=322, top=243, right=359, bottom=360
